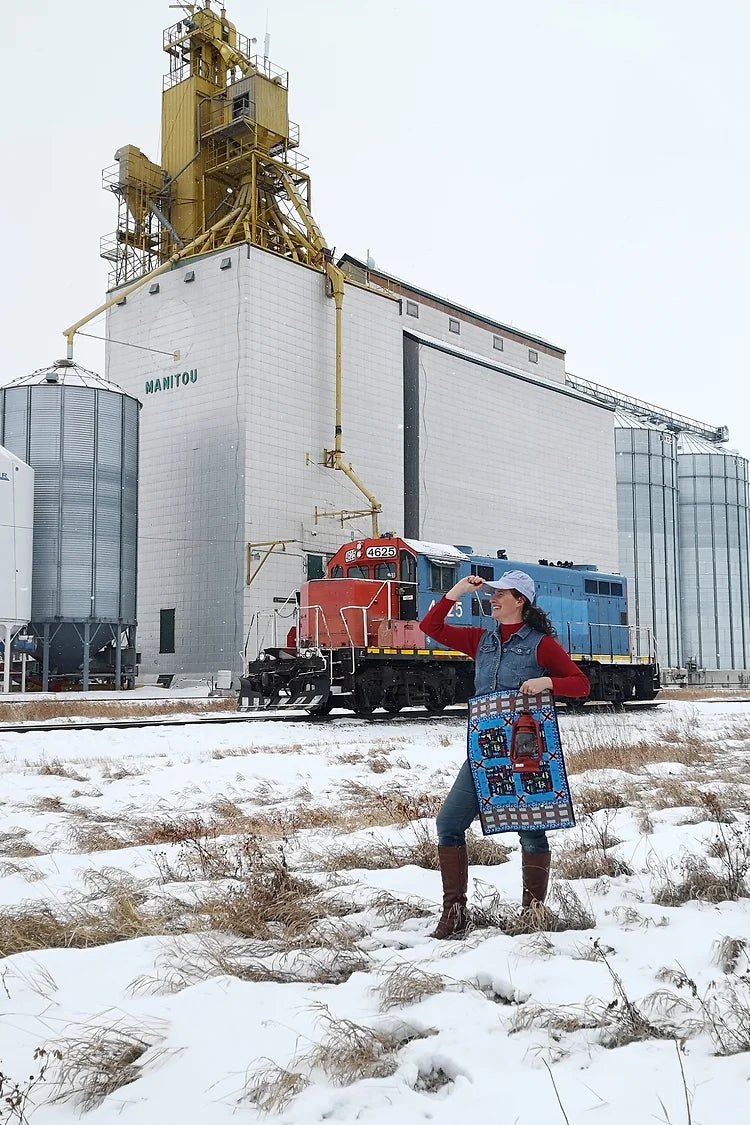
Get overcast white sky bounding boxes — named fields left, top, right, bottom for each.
left=3, top=0, right=748, bottom=451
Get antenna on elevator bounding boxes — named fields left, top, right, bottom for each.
left=264, top=8, right=271, bottom=62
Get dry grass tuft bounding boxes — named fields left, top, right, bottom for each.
left=51, top=1022, right=162, bottom=1111
left=338, top=781, right=444, bottom=827
left=0, top=833, right=42, bottom=859
left=69, top=824, right=135, bottom=853
left=713, top=936, right=749, bottom=975
left=555, top=844, right=632, bottom=881
left=373, top=963, right=448, bottom=1011
left=369, top=890, right=433, bottom=926
left=300, top=1004, right=433, bottom=1086
left=564, top=713, right=708, bottom=775
left=471, top=880, right=594, bottom=935
left=35, top=759, right=84, bottom=780
left=35, top=796, right=64, bottom=813
left=509, top=998, right=605, bottom=1035
left=466, top=831, right=512, bottom=866
left=652, top=853, right=748, bottom=908
left=245, top=1062, right=310, bottom=1114
left=575, top=784, right=629, bottom=816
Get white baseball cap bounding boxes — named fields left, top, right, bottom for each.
left=481, top=570, right=536, bottom=603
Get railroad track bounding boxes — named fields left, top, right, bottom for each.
left=0, top=700, right=673, bottom=737
left=0, top=707, right=470, bottom=736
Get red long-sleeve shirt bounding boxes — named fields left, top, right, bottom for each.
left=420, top=597, right=590, bottom=699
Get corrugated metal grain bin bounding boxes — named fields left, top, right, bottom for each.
left=614, top=412, right=681, bottom=669
left=0, top=362, right=139, bottom=682
left=677, top=434, right=750, bottom=670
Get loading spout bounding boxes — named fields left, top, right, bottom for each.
left=63, top=204, right=246, bottom=360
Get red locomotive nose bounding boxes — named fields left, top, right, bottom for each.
left=511, top=711, right=543, bottom=774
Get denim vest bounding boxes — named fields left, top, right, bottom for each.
left=474, top=623, right=546, bottom=694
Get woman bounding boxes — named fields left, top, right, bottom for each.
left=420, top=569, right=589, bottom=939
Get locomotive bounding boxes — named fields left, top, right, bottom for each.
left=238, top=536, right=660, bottom=715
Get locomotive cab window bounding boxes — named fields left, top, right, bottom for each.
left=584, top=579, right=598, bottom=594
left=611, top=582, right=623, bottom=597
left=472, top=596, right=493, bottom=617
left=347, top=565, right=370, bottom=579
left=471, top=564, right=495, bottom=582
left=331, top=565, right=343, bottom=579
left=374, top=562, right=397, bottom=579
left=430, top=562, right=458, bottom=592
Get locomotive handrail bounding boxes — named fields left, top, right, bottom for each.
left=304, top=604, right=333, bottom=650
left=339, top=581, right=392, bottom=648
left=339, top=606, right=368, bottom=650
left=564, top=621, right=656, bottom=663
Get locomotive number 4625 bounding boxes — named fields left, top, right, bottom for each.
left=366, top=545, right=397, bottom=559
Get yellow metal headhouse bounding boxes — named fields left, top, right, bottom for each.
left=102, top=1, right=326, bottom=287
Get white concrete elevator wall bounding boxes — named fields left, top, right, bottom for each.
left=106, top=246, right=404, bottom=673
left=106, top=249, right=247, bottom=675
left=238, top=249, right=405, bottom=660
left=414, top=341, right=619, bottom=571
left=404, top=301, right=566, bottom=385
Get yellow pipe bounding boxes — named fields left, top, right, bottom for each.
left=63, top=207, right=241, bottom=358
left=322, top=258, right=380, bottom=536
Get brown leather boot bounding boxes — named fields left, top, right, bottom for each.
left=521, top=851, right=551, bottom=909
left=432, top=845, right=469, bottom=939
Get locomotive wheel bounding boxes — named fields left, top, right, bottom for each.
left=382, top=688, right=403, bottom=715
left=425, top=685, right=446, bottom=713
left=354, top=680, right=376, bottom=717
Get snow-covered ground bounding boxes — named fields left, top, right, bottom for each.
left=1, top=699, right=749, bottom=1124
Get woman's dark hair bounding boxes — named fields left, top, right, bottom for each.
left=510, top=589, right=556, bottom=636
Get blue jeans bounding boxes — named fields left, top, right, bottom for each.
left=436, top=760, right=550, bottom=854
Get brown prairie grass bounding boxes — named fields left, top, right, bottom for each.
left=35, top=795, right=64, bottom=813
left=69, top=824, right=136, bottom=853
left=566, top=737, right=707, bottom=775
left=0, top=847, right=360, bottom=959
left=0, top=872, right=185, bottom=958
left=575, top=784, right=630, bottom=816
left=0, top=698, right=237, bottom=723
left=555, top=845, right=633, bottom=880
left=321, top=824, right=509, bottom=874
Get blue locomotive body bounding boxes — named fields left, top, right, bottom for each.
left=416, top=552, right=632, bottom=662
